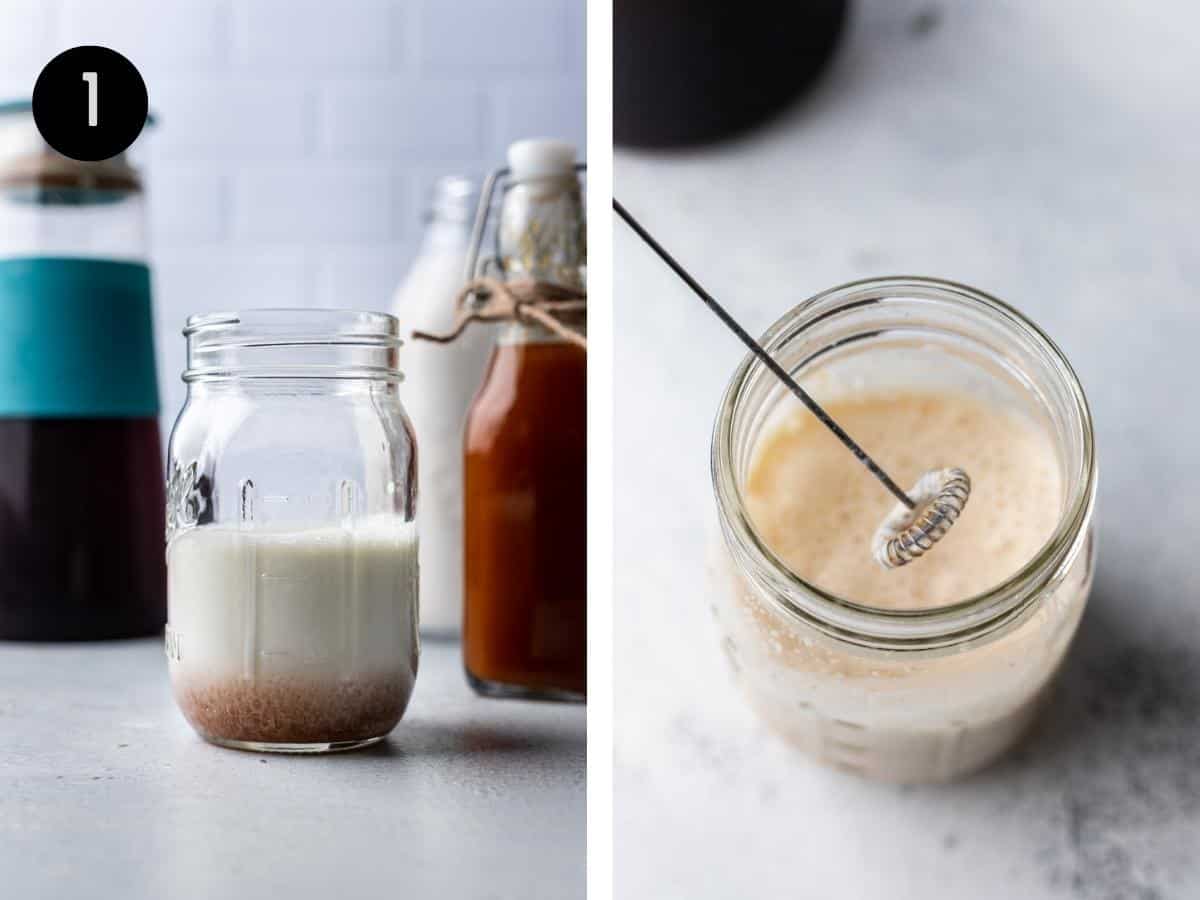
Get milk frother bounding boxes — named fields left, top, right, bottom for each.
left=614, top=198, right=971, bottom=568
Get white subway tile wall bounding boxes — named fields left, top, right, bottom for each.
left=0, top=0, right=585, bottom=431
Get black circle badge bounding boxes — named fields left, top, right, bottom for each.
left=32, top=46, right=148, bottom=162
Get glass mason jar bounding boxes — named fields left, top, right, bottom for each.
left=711, top=277, right=1096, bottom=783
left=166, top=310, right=419, bottom=753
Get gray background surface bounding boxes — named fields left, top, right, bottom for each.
left=615, top=1, right=1200, bottom=897
left=0, top=640, right=585, bottom=899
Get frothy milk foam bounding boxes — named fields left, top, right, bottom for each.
left=746, top=391, right=1062, bottom=608
left=167, top=516, right=418, bottom=746
left=718, top=390, right=1089, bottom=782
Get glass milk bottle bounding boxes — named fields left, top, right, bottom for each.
left=0, top=101, right=164, bottom=640
left=393, top=176, right=490, bottom=637
left=463, top=139, right=587, bottom=701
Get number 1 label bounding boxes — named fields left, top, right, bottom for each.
left=82, top=71, right=97, bottom=127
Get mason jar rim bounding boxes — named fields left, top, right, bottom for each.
left=183, top=308, right=404, bottom=383
left=711, top=276, right=1097, bottom=651
left=183, top=307, right=399, bottom=337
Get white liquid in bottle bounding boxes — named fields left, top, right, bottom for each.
left=393, top=177, right=491, bottom=636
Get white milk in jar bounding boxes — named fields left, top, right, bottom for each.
left=167, top=518, right=418, bottom=750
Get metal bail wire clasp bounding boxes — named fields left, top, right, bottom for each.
left=462, top=160, right=588, bottom=306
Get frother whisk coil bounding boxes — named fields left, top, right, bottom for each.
left=873, top=468, right=971, bottom=568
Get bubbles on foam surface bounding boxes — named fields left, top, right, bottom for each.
left=744, top=390, right=1064, bottom=610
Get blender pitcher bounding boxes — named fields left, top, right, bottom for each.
left=0, top=101, right=165, bottom=640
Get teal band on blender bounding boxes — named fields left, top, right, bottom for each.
left=0, top=257, right=160, bottom=417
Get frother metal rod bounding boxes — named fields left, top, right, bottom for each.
left=614, top=198, right=916, bottom=510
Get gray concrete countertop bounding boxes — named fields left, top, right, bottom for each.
left=615, top=1, right=1200, bottom=898
left=0, top=638, right=585, bottom=899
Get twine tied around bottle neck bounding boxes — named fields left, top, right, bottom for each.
left=412, top=276, right=588, bottom=350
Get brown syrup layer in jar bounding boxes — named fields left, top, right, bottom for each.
left=173, top=673, right=410, bottom=746
left=0, top=417, right=166, bottom=640
left=463, top=337, right=587, bottom=699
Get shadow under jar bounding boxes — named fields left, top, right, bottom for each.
left=711, top=277, right=1097, bottom=783
left=166, top=310, right=418, bottom=753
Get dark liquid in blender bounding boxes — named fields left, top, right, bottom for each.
left=0, top=417, right=166, bottom=640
